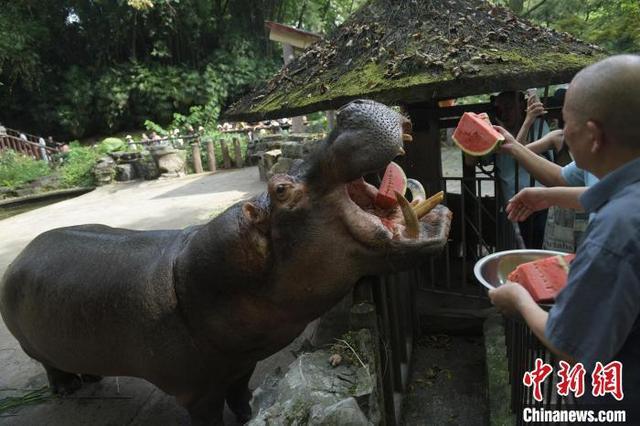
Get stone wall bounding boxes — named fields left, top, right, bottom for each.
left=247, top=133, right=324, bottom=181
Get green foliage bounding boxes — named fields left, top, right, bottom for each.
left=0, top=150, right=51, bottom=190
left=59, top=143, right=101, bottom=188
left=0, top=0, right=364, bottom=140
left=98, top=138, right=126, bottom=154
left=492, top=0, right=640, bottom=53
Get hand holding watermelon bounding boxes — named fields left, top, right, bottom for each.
left=492, top=125, right=519, bottom=154
left=452, top=112, right=505, bottom=156
left=488, top=281, right=533, bottom=317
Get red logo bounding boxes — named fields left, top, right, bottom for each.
left=592, top=361, right=624, bottom=401
left=523, top=359, right=624, bottom=401
left=556, top=360, right=586, bottom=397
left=523, top=358, right=553, bottom=402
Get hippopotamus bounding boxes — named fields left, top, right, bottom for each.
left=0, top=99, right=451, bottom=425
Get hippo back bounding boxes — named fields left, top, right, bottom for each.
left=0, top=224, right=201, bottom=384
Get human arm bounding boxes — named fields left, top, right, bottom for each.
left=506, top=186, right=587, bottom=222
left=515, top=99, right=547, bottom=144
left=523, top=130, right=564, bottom=155
left=489, top=283, right=575, bottom=363
left=496, top=126, right=566, bottom=187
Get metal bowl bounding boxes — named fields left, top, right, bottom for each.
left=474, top=249, right=567, bottom=291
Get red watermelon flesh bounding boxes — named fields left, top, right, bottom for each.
left=508, top=254, right=576, bottom=303
left=374, top=162, right=407, bottom=209
left=452, top=112, right=505, bottom=156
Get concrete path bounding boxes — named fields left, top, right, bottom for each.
left=0, top=167, right=310, bottom=425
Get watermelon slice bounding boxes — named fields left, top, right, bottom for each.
left=507, top=254, right=576, bottom=303
left=374, top=162, right=407, bottom=209
left=452, top=112, right=505, bottom=156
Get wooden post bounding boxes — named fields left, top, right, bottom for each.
left=191, top=142, right=203, bottom=174
left=220, top=139, right=232, bottom=169
left=233, top=138, right=244, bottom=168
left=206, top=140, right=217, bottom=172
left=283, top=43, right=305, bottom=134
left=401, top=102, right=444, bottom=195
left=326, top=110, right=337, bottom=130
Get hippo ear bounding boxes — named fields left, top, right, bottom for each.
left=242, top=202, right=268, bottom=233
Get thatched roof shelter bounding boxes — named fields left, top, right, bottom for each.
left=224, top=0, right=604, bottom=122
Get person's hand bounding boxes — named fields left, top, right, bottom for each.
left=494, top=125, right=519, bottom=155
left=506, top=187, right=552, bottom=222
left=525, top=100, right=547, bottom=123
left=488, top=281, right=532, bottom=317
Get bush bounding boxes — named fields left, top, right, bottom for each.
left=0, top=150, right=51, bottom=190
left=58, top=142, right=101, bottom=188
left=98, top=137, right=126, bottom=154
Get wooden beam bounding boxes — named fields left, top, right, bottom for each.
left=398, top=102, right=443, bottom=196
left=265, top=21, right=322, bottom=49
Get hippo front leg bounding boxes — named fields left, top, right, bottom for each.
left=225, top=365, right=255, bottom=423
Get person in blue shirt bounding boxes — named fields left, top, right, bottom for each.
left=495, top=132, right=598, bottom=228
left=490, top=54, right=640, bottom=416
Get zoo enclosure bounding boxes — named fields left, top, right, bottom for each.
left=353, top=95, right=564, bottom=424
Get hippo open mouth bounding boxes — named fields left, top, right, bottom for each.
left=333, top=160, right=448, bottom=254
left=343, top=172, right=438, bottom=242
left=299, top=99, right=449, bottom=251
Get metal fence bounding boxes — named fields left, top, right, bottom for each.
left=418, top=173, right=523, bottom=298
left=505, top=316, right=569, bottom=425
left=351, top=270, right=420, bottom=425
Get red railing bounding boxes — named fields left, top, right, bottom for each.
left=0, top=128, right=60, bottom=160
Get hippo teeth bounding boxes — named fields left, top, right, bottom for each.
left=402, top=133, right=413, bottom=143
left=413, top=191, right=444, bottom=219
left=394, top=191, right=420, bottom=239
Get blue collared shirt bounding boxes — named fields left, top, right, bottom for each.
left=546, top=156, right=640, bottom=408
left=561, top=161, right=600, bottom=187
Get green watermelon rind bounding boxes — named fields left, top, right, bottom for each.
left=452, top=112, right=506, bottom=156
left=452, top=134, right=505, bottom=156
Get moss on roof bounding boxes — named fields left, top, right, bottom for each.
left=224, top=0, right=605, bottom=122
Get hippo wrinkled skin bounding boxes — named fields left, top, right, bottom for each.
left=0, top=99, right=452, bottom=425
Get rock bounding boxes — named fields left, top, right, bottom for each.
left=93, top=156, right=116, bottom=186
left=269, top=157, right=295, bottom=176
left=248, top=349, right=373, bottom=425
left=261, top=149, right=281, bottom=181
left=115, top=164, right=136, bottom=181
left=150, top=146, right=186, bottom=177
left=281, top=142, right=304, bottom=159
left=308, top=398, right=370, bottom=425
